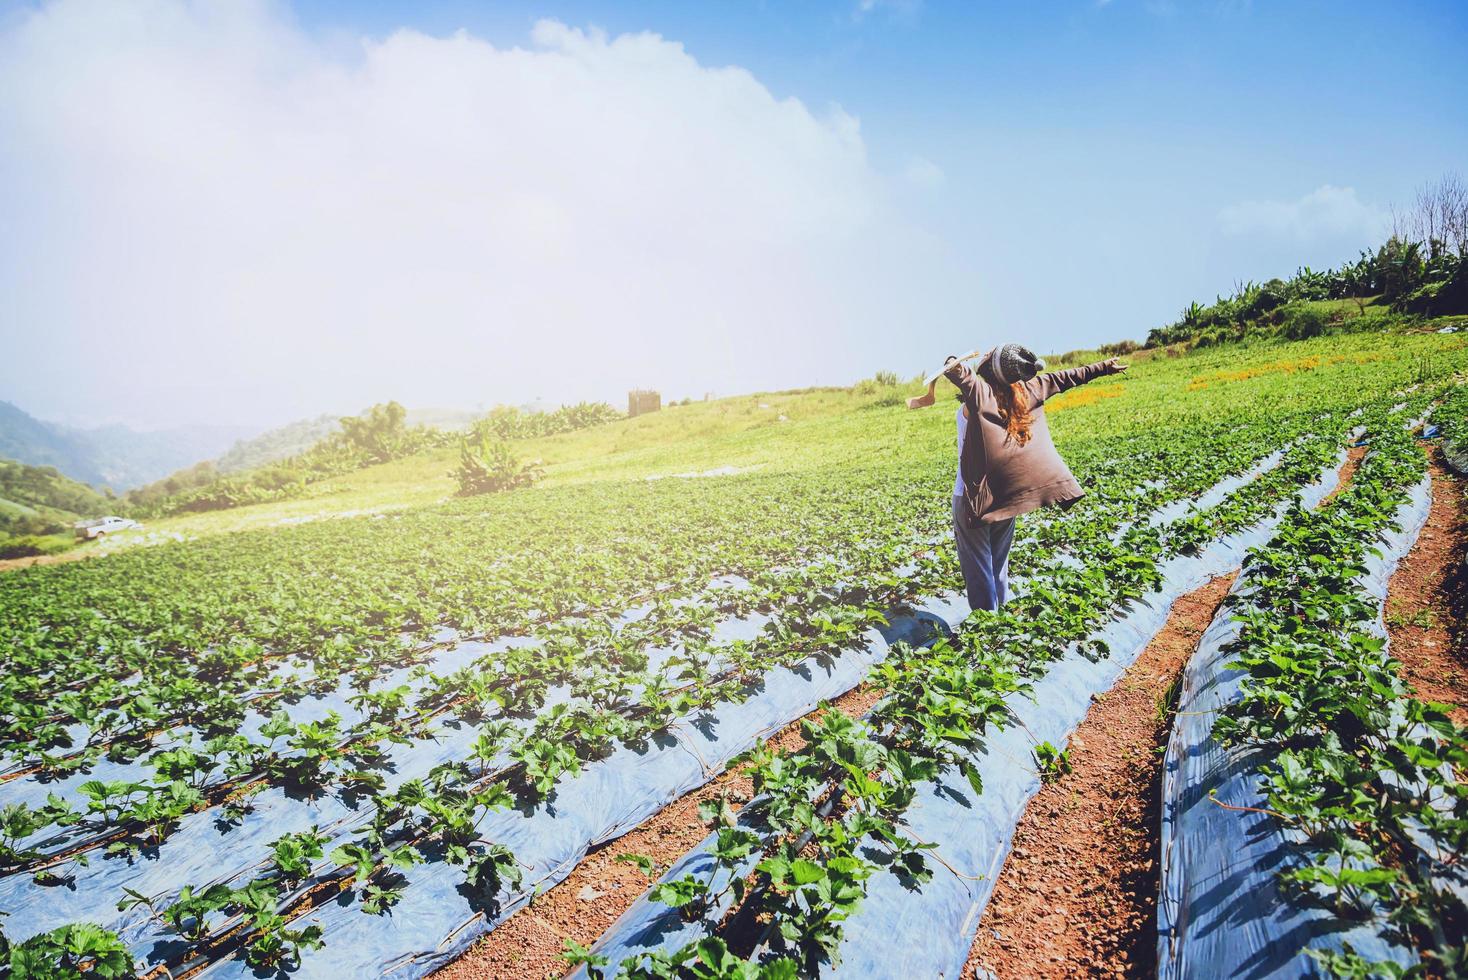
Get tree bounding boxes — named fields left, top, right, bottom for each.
left=1374, top=237, right=1425, bottom=304
left=453, top=429, right=543, bottom=496
left=1397, top=173, right=1468, bottom=258
left=338, top=401, right=413, bottom=465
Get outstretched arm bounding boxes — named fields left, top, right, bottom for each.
left=1029, top=357, right=1127, bottom=403
left=908, top=350, right=984, bottom=409
left=906, top=378, right=940, bottom=410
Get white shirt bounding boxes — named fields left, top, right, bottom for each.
left=954, top=406, right=967, bottom=498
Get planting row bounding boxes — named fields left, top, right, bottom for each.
left=1161, top=409, right=1467, bottom=977
left=1436, top=379, right=1468, bottom=474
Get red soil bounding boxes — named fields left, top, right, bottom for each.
left=966, top=575, right=1237, bottom=979
left=1384, top=450, right=1468, bottom=723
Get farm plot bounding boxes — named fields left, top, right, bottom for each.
left=0, top=421, right=1285, bottom=978
left=0, top=335, right=1465, bottom=978
left=234, top=424, right=1327, bottom=979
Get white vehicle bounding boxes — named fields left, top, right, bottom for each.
left=75, top=516, right=143, bottom=540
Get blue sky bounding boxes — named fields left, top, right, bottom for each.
left=1, top=0, right=1465, bottom=427
left=289, top=0, right=1466, bottom=187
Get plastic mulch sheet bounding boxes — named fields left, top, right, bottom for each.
left=1155, top=475, right=1433, bottom=979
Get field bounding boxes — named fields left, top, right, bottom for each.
left=1, top=329, right=1466, bottom=978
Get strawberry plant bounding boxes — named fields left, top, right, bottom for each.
left=4, top=922, right=135, bottom=979
left=1032, top=741, right=1071, bottom=783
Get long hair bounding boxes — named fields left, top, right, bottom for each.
left=993, top=381, right=1034, bottom=446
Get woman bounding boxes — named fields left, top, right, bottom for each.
left=922, top=344, right=1126, bottom=611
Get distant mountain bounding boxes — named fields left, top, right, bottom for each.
left=0, top=398, right=491, bottom=493
left=0, top=400, right=256, bottom=490
left=0, top=401, right=98, bottom=483
left=215, top=414, right=343, bottom=474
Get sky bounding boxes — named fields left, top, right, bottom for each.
left=1, top=0, right=1465, bottom=430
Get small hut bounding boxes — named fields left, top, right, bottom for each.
left=628, top=389, right=662, bottom=418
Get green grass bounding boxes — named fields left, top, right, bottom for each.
left=110, top=327, right=1468, bottom=547
left=0, top=495, right=41, bottom=518
left=1298, top=296, right=1385, bottom=317
left=0, top=496, right=88, bottom=559
left=0, top=531, right=74, bottom=560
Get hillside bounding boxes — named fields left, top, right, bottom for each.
left=0, top=400, right=97, bottom=484
left=7, top=312, right=1461, bottom=558
left=0, top=458, right=114, bottom=558
left=67, top=325, right=1466, bottom=545
left=0, top=400, right=254, bottom=490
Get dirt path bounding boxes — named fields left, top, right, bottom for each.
left=966, top=575, right=1236, bottom=979
left=0, top=548, right=94, bottom=573
left=1385, top=449, right=1468, bottom=723
left=433, top=683, right=885, bottom=980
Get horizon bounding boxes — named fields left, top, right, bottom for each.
left=1, top=0, right=1465, bottom=430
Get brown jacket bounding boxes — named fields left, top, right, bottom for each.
left=946, top=355, right=1115, bottom=526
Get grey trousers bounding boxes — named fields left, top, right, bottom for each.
left=952, top=495, right=1016, bottom=611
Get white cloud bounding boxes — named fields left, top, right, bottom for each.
left=902, top=155, right=945, bottom=188
left=0, top=0, right=956, bottom=427
left=1218, top=184, right=1389, bottom=242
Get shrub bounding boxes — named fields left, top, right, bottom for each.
left=1376, top=237, right=1426, bottom=303
left=1240, top=278, right=1289, bottom=320
left=862, top=388, right=906, bottom=409
left=473, top=401, right=621, bottom=440
left=1098, top=339, right=1140, bottom=357
left=1339, top=309, right=1396, bottom=334
left=0, top=536, right=49, bottom=560
left=338, top=401, right=416, bottom=465
left=853, top=370, right=906, bottom=407
left=1400, top=258, right=1468, bottom=316
left=1282, top=305, right=1329, bottom=340
left=454, top=431, right=543, bottom=496
left=1193, top=323, right=1244, bottom=348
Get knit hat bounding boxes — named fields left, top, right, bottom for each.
left=987, top=344, right=1046, bottom=385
